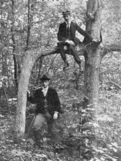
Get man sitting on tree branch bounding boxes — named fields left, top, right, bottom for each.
left=57, top=10, right=93, bottom=70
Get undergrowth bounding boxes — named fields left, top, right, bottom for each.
left=0, top=89, right=121, bottom=161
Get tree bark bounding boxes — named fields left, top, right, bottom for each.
left=86, top=0, right=102, bottom=42
left=82, top=0, right=103, bottom=158
left=15, top=50, right=42, bottom=138
left=84, top=44, right=102, bottom=108
left=84, top=0, right=102, bottom=109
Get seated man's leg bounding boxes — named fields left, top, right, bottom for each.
left=69, top=45, right=81, bottom=67
left=33, top=114, right=46, bottom=146
left=57, top=42, right=69, bottom=70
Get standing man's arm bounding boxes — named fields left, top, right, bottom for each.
left=53, top=89, right=64, bottom=113
left=27, top=90, right=38, bottom=104
left=54, top=90, right=61, bottom=112
left=53, top=89, right=64, bottom=119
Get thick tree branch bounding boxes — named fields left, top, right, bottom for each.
left=41, top=43, right=86, bottom=58
left=101, top=44, right=121, bottom=58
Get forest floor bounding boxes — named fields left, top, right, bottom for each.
left=1, top=111, right=121, bottom=161
left=0, top=112, right=83, bottom=161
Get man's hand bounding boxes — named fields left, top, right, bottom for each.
left=53, top=111, right=59, bottom=120
left=65, top=39, right=75, bottom=46
left=63, top=45, right=68, bottom=50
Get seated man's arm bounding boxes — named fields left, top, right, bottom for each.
left=75, top=23, right=92, bottom=41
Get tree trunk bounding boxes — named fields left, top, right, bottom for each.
left=81, top=0, right=103, bottom=158
left=84, top=45, right=102, bottom=109
left=84, top=0, right=102, bottom=110
left=15, top=50, right=42, bottom=138
left=11, top=0, right=19, bottom=92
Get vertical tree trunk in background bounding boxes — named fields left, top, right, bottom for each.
left=86, top=0, right=102, bottom=42
left=11, top=0, right=18, bottom=92
left=25, top=0, right=30, bottom=51
left=84, top=45, right=102, bottom=109
left=82, top=0, right=103, bottom=158
left=25, top=0, right=33, bottom=51
left=84, top=0, right=102, bottom=110
left=36, top=57, right=43, bottom=85
left=2, top=52, right=8, bottom=76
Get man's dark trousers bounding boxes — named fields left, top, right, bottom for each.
left=59, top=42, right=81, bottom=65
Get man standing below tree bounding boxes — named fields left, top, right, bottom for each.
left=57, top=10, right=93, bottom=70
left=27, top=75, right=63, bottom=147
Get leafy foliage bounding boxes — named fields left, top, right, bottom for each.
left=0, top=0, right=121, bottom=160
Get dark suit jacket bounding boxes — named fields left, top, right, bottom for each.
left=57, top=21, right=92, bottom=45
left=28, top=87, right=61, bottom=116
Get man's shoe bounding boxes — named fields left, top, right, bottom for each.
left=63, top=62, right=69, bottom=71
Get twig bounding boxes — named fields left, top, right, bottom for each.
left=106, top=81, right=121, bottom=90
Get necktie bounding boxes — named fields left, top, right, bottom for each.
left=66, top=21, right=70, bottom=29
left=42, top=87, right=48, bottom=96
left=66, top=22, right=70, bottom=39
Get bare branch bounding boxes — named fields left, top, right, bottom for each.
left=106, top=81, right=121, bottom=90
left=101, top=44, right=121, bottom=58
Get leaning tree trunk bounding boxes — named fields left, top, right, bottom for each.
left=15, top=50, right=42, bottom=138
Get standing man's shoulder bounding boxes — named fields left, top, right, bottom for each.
left=48, top=87, right=56, bottom=93
left=48, top=87, right=58, bottom=96
left=35, top=87, right=42, bottom=93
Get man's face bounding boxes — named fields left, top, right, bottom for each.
left=42, top=80, right=49, bottom=88
left=63, top=14, right=71, bottom=22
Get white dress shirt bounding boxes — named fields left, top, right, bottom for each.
left=42, top=86, right=49, bottom=97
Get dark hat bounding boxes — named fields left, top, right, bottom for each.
left=40, top=75, right=50, bottom=81
left=62, top=10, right=71, bottom=16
